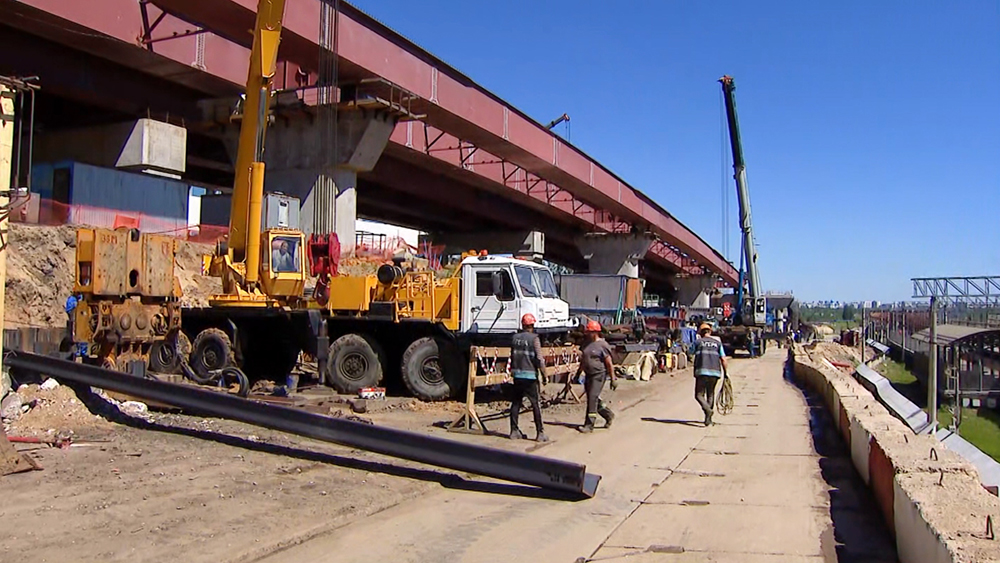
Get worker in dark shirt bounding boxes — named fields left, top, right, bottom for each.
left=576, top=320, right=616, bottom=433
left=692, top=322, right=728, bottom=426
left=508, top=313, right=549, bottom=442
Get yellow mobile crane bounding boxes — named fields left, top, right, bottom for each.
left=203, top=0, right=302, bottom=306
left=181, top=0, right=313, bottom=382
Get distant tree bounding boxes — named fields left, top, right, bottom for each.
left=842, top=304, right=856, bottom=321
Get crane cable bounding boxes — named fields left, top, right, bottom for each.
left=716, top=373, right=735, bottom=416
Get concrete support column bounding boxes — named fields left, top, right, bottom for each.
left=673, top=276, right=717, bottom=309
left=234, top=108, right=395, bottom=256
left=267, top=167, right=357, bottom=252
left=575, top=233, right=653, bottom=277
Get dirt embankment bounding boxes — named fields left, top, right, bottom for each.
left=4, top=224, right=221, bottom=328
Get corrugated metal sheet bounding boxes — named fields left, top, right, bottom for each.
left=936, top=429, right=1000, bottom=494
left=68, top=162, right=188, bottom=220
left=557, top=275, right=625, bottom=312
left=912, top=324, right=1000, bottom=346
left=31, top=161, right=189, bottom=226
left=855, top=363, right=932, bottom=433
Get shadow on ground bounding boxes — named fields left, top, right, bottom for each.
left=64, top=381, right=589, bottom=502
left=783, top=357, right=899, bottom=563
left=641, top=417, right=704, bottom=428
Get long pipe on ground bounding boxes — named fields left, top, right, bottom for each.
left=6, top=351, right=600, bottom=498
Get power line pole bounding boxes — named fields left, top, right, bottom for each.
left=928, top=296, right=938, bottom=431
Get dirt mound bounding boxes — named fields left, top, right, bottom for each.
left=5, top=224, right=77, bottom=328
left=4, top=224, right=221, bottom=328
left=173, top=237, right=222, bottom=308
left=4, top=381, right=114, bottom=438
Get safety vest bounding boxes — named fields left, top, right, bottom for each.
left=693, top=336, right=723, bottom=376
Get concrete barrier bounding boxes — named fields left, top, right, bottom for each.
left=790, top=345, right=1000, bottom=563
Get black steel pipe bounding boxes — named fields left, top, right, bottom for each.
left=6, top=351, right=600, bottom=497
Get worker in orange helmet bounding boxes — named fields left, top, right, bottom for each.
left=508, top=313, right=548, bottom=442
left=693, top=322, right=728, bottom=426
left=575, top=319, right=616, bottom=433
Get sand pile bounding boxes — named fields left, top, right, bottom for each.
left=4, top=224, right=221, bottom=327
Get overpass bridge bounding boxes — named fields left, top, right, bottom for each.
left=0, top=0, right=737, bottom=295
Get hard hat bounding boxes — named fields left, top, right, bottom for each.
left=698, top=323, right=713, bottom=333
left=585, top=320, right=602, bottom=333
left=521, top=313, right=536, bottom=326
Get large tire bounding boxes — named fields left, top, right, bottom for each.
left=190, top=328, right=234, bottom=381
left=400, top=337, right=463, bottom=401
left=325, top=334, right=385, bottom=394
left=149, top=331, right=190, bottom=374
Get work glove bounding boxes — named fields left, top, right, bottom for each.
left=610, top=378, right=618, bottom=391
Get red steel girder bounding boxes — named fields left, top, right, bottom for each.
left=385, top=124, right=703, bottom=276
left=11, top=0, right=730, bottom=281
left=145, top=0, right=736, bottom=284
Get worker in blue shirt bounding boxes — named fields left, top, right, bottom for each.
left=65, top=294, right=80, bottom=335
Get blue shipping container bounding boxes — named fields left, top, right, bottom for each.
left=30, top=161, right=188, bottom=222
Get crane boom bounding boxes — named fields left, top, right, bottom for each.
left=227, top=0, right=286, bottom=287
left=719, top=75, right=766, bottom=327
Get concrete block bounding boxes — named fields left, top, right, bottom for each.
left=893, top=476, right=955, bottom=563
left=35, top=119, right=186, bottom=177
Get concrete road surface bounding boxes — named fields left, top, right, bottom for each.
left=254, top=348, right=896, bottom=563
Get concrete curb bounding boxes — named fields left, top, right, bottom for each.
left=790, top=345, right=1000, bottom=563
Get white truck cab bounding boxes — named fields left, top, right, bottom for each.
left=458, top=255, right=574, bottom=335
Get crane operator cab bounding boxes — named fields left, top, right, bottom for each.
left=259, top=229, right=306, bottom=299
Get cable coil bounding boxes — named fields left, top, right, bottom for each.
left=717, top=375, right=735, bottom=415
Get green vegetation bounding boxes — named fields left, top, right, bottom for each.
left=938, top=407, right=1000, bottom=462
left=800, top=307, right=858, bottom=330
left=841, top=304, right=856, bottom=321
left=877, top=359, right=1000, bottom=462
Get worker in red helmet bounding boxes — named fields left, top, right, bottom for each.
left=508, top=312, right=549, bottom=442
left=575, top=319, right=616, bottom=433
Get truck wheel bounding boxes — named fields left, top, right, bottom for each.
left=191, top=328, right=234, bottom=380
left=401, top=337, right=462, bottom=401
left=326, top=334, right=384, bottom=394
left=149, top=331, right=190, bottom=374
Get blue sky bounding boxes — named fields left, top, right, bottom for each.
left=351, top=0, right=1000, bottom=302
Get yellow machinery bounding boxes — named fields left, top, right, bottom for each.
left=326, top=263, right=460, bottom=331
left=203, top=0, right=305, bottom=307
left=72, top=227, right=183, bottom=372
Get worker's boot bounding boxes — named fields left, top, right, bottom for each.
left=509, top=428, right=525, bottom=440
left=579, top=418, right=595, bottom=434
left=601, top=408, right=615, bottom=429
left=535, top=432, right=550, bottom=443
left=704, top=410, right=714, bottom=427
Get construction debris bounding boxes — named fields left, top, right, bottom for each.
left=0, top=425, right=41, bottom=475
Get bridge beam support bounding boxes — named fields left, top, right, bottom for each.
left=263, top=109, right=395, bottom=254
left=575, top=233, right=653, bottom=278
left=423, top=230, right=545, bottom=261
left=673, top=276, right=717, bottom=309
left=209, top=102, right=396, bottom=254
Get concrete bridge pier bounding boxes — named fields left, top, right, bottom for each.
left=262, top=109, right=396, bottom=254
left=673, top=275, right=717, bottom=310
left=575, top=233, right=654, bottom=277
